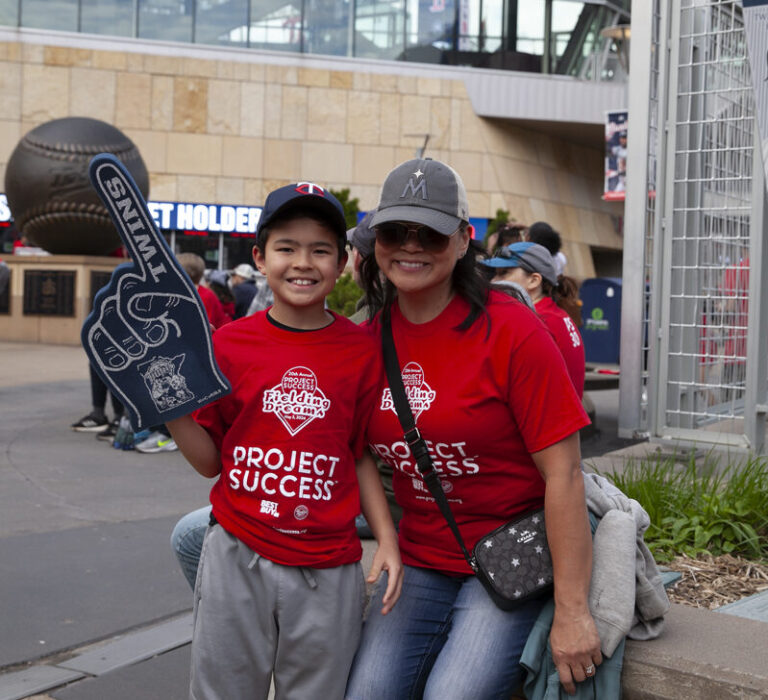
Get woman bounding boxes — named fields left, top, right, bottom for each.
left=346, top=158, right=601, bottom=699
left=483, top=241, right=586, bottom=398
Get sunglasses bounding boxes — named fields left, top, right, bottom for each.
left=374, top=222, right=454, bottom=252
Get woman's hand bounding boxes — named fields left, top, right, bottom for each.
left=550, top=605, right=602, bottom=694
left=367, top=537, right=403, bottom=615
left=531, top=432, right=601, bottom=694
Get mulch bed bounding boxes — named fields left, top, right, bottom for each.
left=663, top=553, right=768, bottom=610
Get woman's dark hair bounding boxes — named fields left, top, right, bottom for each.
left=360, top=222, right=490, bottom=331
left=542, top=274, right=582, bottom=326
left=256, top=207, right=347, bottom=260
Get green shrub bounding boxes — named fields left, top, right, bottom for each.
left=486, top=208, right=511, bottom=237
left=326, top=273, right=363, bottom=317
left=597, top=452, right=768, bottom=563
left=329, top=188, right=360, bottom=229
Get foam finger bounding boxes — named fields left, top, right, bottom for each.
left=88, top=323, right=130, bottom=370
left=89, top=154, right=178, bottom=287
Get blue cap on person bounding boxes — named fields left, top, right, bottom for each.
left=371, top=158, right=469, bottom=236
left=256, top=182, right=347, bottom=243
left=482, top=241, right=558, bottom=286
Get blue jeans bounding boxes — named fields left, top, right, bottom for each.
left=171, top=507, right=379, bottom=589
left=346, top=564, right=544, bottom=700
left=170, top=505, right=211, bottom=590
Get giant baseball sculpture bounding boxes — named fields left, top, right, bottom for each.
left=82, top=154, right=231, bottom=430
left=5, top=117, right=149, bottom=255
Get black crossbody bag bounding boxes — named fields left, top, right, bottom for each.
left=382, top=308, right=553, bottom=611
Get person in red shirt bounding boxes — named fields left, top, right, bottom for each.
left=482, top=241, right=586, bottom=397
left=176, top=252, right=231, bottom=329
left=166, top=184, right=402, bottom=700
left=346, top=159, right=599, bottom=699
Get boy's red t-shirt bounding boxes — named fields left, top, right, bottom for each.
left=194, top=311, right=382, bottom=568
left=535, top=296, right=585, bottom=398
left=365, top=291, right=589, bottom=575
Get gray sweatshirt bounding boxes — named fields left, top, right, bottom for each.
left=583, top=472, right=670, bottom=656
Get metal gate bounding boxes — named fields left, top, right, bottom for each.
left=619, top=0, right=768, bottom=452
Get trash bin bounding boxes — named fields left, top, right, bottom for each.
left=579, top=278, right=621, bottom=364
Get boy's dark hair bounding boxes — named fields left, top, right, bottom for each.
left=256, top=208, right=348, bottom=260
left=360, top=223, right=490, bottom=331
left=527, top=222, right=562, bottom=256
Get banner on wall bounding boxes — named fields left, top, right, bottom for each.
left=604, top=110, right=628, bottom=201
left=743, top=0, right=768, bottom=192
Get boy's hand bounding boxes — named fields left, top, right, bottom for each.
left=366, top=538, right=403, bottom=615
left=82, top=154, right=230, bottom=430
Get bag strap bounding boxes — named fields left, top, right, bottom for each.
left=381, top=307, right=476, bottom=570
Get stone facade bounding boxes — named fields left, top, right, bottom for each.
left=0, top=38, right=624, bottom=278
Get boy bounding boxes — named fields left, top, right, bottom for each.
left=167, top=183, right=402, bottom=700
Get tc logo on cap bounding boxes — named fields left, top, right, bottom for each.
left=295, top=182, right=325, bottom=196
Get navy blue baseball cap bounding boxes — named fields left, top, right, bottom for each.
left=256, top=182, right=347, bottom=243
left=481, top=241, right=558, bottom=285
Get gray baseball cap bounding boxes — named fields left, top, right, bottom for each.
left=370, top=158, right=469, bottom=236
left=346, top=211, right=375, bottom=257
left=481, top=242, right=558, bottom=286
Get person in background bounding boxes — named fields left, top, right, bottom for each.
left=527, top=221, right=569, bottom=279
left=483, top=241, right=585, bottom=398
left=205, top=269, right=236, bottom=320
left=484, top=221, right=526, bottom=258
left=177, top=253, right=231, bottom=329
left=245, top=264, right=275, bottom=316
left=228, top=263, right=259, bottom=319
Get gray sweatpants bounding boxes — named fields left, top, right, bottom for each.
left=190, top=525, right=365, bottom=700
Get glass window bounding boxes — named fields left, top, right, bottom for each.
left=138, top=0, right=192, bottom=43
left=481, top=0, right=503, bottom=53
left=21, top=0, right=78, bottom=31
left=81, top=0, right=134, bottom=37
left=247, top=2, right=304, bottom=53
left=406, top=0, right=455, bottom=52
left=304, top=0, right=351, bottom=57
left=456, top=0, right=504, bottom=54
left=0, top=0, right=19, bottom=26
left=195, top=0, right=249, bottom=47
left=551, top=1, right=585, bottom=60
left=516, top=0, right=544, bottom=55
left=355, top=0, right=404, bottom=60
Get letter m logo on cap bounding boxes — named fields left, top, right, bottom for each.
left=295, top=182, right=325, bottom=196
left=401, top=176, right=428, bottom=200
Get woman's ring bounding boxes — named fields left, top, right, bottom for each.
left=585, top=664, right=595, bottom=676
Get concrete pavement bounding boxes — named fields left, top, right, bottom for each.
left=0, top=341, right=207, bottom=699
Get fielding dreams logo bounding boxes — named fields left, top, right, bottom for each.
left=263, top=366, right=331, bottom=436
left=381, top=362, right=436, bottom=420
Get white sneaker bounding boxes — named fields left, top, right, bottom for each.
left=135, top=431, right=178, bottom=453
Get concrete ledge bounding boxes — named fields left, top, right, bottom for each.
left=621, top=603, right=768, bottom=699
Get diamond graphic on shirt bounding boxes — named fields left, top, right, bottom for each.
left=262, top=366, right=331, bottom=436
left=380, top=362, right=436, bottom=420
